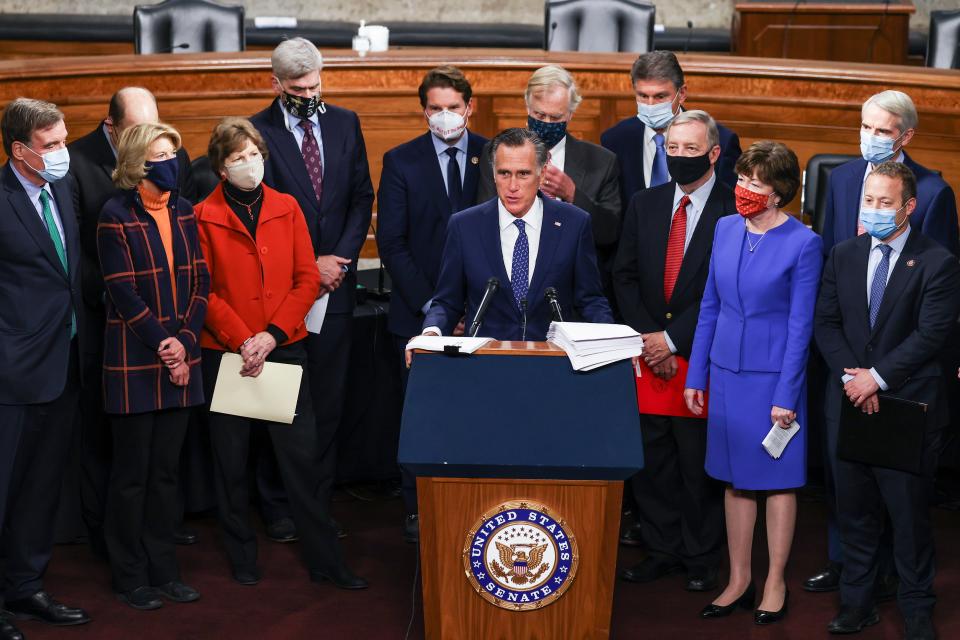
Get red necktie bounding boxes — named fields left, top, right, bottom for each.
left=664, top=195, right=689, bottom=302
left=299, top=119, right=323, bottom=204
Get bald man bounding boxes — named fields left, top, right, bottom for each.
left=67, top=87, right=198, bottom=557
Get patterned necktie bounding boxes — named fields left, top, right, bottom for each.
left=511, top=219, right=529, bottom=307
left=299, top=119, right=323, bottom=204
left=650, top=133, right=669, bottom=187
left=664, top=195, right=689, bottom=302
left=444, top=147, right=462, bottom=213
left=869, top=243, right=893, bottom=328
left=39, top=189, right=75, bottom=338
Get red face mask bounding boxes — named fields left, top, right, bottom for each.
left=735, top=184, right=773, bottom=218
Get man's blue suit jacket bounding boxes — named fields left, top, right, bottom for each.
left=423, top=196, right=613, bottom=341
left=377, top=130, right=488, bottom=338
left=820, top=151, right=959, bottom=256
left=600, top=115, right=742, bottom=214
left=250, top=99, right=374, bottom=314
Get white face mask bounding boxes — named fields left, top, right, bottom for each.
left=224, top=157, right=264, bottom=191
left=427, top=110, right=466, bottom=142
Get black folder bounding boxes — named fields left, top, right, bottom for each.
left=837, top=395, right=927, bottom=474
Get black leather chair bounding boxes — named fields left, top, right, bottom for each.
left=191, top=155, right=221, bottom=202
left=801, top=153, right=857, bottom=236
left=134, top=0, right=245, bottom=54
left=545, top=0, right=655, bottom=53
left=927, top=10, right=960, bottom=69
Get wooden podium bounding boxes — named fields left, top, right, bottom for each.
left=399, top=342, right=644, bottom=639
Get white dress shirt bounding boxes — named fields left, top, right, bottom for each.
left=548, top=135, right=567, bottom=173
left=279, top=100, right=324, bottom=177
left=430, top=130, right=469, bottom=192
left=643, top=124, right=662, bottom=187
left=10, top=162, right=66, bottom=253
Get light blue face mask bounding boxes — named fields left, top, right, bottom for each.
left=636, top=92, right=679, bottom=131
left=859, top=204, right=906, bottom=240
left=859, top=129, right=905, bottom=165
left=22, top=144, right=70, bottom=182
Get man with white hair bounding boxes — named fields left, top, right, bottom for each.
left=249, top=38, right=373, bottom=567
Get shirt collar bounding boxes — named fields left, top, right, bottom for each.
left=644, top=124, right=657, bottom=144
left=498, top=196, right=543, bottom=232
left=673, top=171, right=717, bottom=214
left=550, top=135, right=567, bottom=155
left=102, top=122, right=118, bottom=158
left=10, top=162, right=51, bottom=203
left=279, top=99, right=319, bottom=133
left=870, top=223, right=911, bottom=254
left=431, top=129, right=469, bottom=157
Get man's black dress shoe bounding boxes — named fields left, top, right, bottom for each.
left=266, top=517, right=299, bottom=543
left=827, top=605, right=880, bottom=634
left=874, top=573, right=899, bottom=603
left=619, top=556, right=682, bottom=583
left=904, top=614, right=936, bottom=640
left=5, top=591, right=90, bottom=626
left=155, top=581, right=200, bottom=603
left=404, top=514, right=420, bottom=544
left=700, top=583, right=756, bottom=618
left=754, top=590, right=789, bottom=625
left=310, top=566, right=369, bottom=590
left=619, top=523, right=644, bottom=547
left=804, top=563, right=842, bottom=592
left=174, top=527, right=199, bottom=546
left=117, top=586, right=163, bottom=611
left=685, top=567, right=719, bottom=592
left=231, top=567, right=262, bottom=586
left=0, top=613, right=24, bottom=640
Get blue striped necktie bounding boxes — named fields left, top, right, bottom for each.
left=869, top=244, right=893, bottom=328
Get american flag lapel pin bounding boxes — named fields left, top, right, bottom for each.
left=554, top=221, right=562, bottom=227
left=906, top=259, right=916, bottom=267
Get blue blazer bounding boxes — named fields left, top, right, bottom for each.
left=0, top=163, right=84, bottom=404
left=687, top=215, right=823, bottom=412
left=821, top=152, right=959, bottom=257
left=600, top=115, right=741, bottom=214
left=376, top=131, right=487, bottom=338
left=423, top=196, right=613, bottom=341
left=250, top=99, right=374, bottom=314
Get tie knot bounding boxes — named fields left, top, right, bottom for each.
left=878, top=243, right=893, bottom=257
left=514, top=219, right=525, bottom=232
left=654, top=133, right=665, bottom=148
left=444, top=147, right=458, bottom=160
left=678, top=195, right=691, bottom=210
left=298, top=119, right=312, bottom=132
left=39, top=189, right=50, bottom=205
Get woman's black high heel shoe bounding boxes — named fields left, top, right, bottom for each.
left=754, top=589, right=789, bottom=625
left=699, top=583, right=756, bottom=619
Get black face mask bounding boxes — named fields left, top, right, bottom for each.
left=665, top=152, right=712, bottom=186
left=280, top=91, right=323, bottom=119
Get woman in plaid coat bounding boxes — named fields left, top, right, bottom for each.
left=97, top=122, right=209, bottom=610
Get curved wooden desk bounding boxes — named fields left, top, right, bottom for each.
left=0, top=50, right=957, bottom=258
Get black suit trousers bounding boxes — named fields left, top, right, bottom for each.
left=631, top=413, right=723, bottom=569
left=0, top=343, right=79, bottom=603
left=104, top=408, right=189, bottom=592
left=78, top=305, right=111, bottom=540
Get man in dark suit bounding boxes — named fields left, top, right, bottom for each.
left=250, top=38, right=374, bottom=542
left=600, top=51, right=741, bottom=212
left=807, top=90, right=959, bottom=596
left=68, top=86, right=199, bottom=556
left=613, top=110, right=735, bottom=591
left=0, top=98, right=90, bottom=639
left=376, top=66, right=487, bottom=543
left=419, top=127, right=612, bottom=342
left=815, top=162, right=960, bottom=640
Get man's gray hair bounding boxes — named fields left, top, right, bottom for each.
left=271, top=37, right=323, bottom=80
left=490, top=128, right=549, bottom=172
left=524, top=64, right=583, bottom=113
left=863, top=90, right=918, bottom=133
left=1, top=97, right=64, bottom=156
left=666, top=110, right=720, bottom=149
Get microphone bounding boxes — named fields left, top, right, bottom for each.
left=546, top=21, right=559, bottom=50
left=154, top=42, right=190, bottom=54
left=520, top=297, right=528, bottom=342
left=683, top=20, right=693, bottom=55
left=545, top=287, right=563, bottom=323
left=469, top=277, right=499, bottom=337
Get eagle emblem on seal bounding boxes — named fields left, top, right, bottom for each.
left=493, top=542, right=550, bottom=584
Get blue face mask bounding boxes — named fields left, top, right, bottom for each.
left=526, top=116, right=567, bottom=149
left=860, top=204, right=906, bottom=240
left=860, top=129, right=905, bottom=164
left=22, top=144, right=70, bottom=182
left=145, top=157, right=180, bottom=192
left=636, top=92, right=679, bottom=131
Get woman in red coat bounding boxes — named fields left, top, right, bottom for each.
left=196, top=117, right=366, bottom=589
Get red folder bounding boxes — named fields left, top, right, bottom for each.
left=634, top=356, right=707, bottom=419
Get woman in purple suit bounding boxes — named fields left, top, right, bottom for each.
left=684, top=141, right=823, bottom=625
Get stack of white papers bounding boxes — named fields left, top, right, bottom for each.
left=405, top=335, right=493, bottom=354
left=547, top=322, right=644, bottom=371
left=762, top=420, right=801, bottom=459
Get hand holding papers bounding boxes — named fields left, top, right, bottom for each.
left=305, top=293, right=329, bottom=334
left=762, top=420, right=800, bottom=459
left=547, top=322, right=644, bottom=371
left=210, top=352, right=303, bottom=424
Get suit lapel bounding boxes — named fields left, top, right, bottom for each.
left=843, top=160, right=868, bottom=240
left=462, top=132, right=484, bottom=211
left=51, top=178, right=81, bottom=280
left=91, top=124, right=118, bottom=182
left=415, top=133, right=450, bottom=215
left=264, top=101, right=319, bottom=210
left=849, top=235, right=873, bottom=336
left=527, top=197, right=560, bottom=310
left=672, top=185, right=718, bottom=300
left=646, top=187, right=672, bottom=298
left=4, top=168, right=68, bottom=280
left=479, top=201, right=512, bottom=298
left=637, top=123, right=649, bottom=190
left=870, top=231, right=921, bottom=338
left=562, top=136, right=586, bottom=190
left=316, top=106, right=344, bottom=213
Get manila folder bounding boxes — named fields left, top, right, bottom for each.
left=210, top=352, right=303, bottom=424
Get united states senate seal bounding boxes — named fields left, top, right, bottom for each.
left=462, top=500, right=579, bottom=611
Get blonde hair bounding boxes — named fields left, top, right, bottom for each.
left=524, top=65, right=583, bottom=114
left=112, top=122, right=181, bottom=190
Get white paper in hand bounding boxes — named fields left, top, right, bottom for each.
left=762, top=420, right=800, bottom=459
left=209, top=353, right=303, bottom=424
left=306, top=293, right=329, bottom=334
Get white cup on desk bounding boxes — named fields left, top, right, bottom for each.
left=358, top=24, right=389, bottom=52
left=352, top=34, right=371, bottom=57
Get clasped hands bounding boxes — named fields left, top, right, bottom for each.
left=158, top=337, right=189, bottom=387
left=640, top=331, right=677, bottom=380
left=239, top=332, right=278, bottom=378
left=844, top=367, right=880, bottom=414
left=316, top=254, right=352, bottom=295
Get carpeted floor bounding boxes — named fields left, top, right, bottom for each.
left=20, top=492, right=960, bottom=639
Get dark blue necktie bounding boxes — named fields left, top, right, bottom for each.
left=445, top=147, right=462, bottom=213
left=869, top=244, right=893, bottom=328
left=511, top=219, right=529, bottom=307
left=650, top=133, right=669, bottom=187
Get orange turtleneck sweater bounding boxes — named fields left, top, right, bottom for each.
left=137, top=184, right=176, bottom=303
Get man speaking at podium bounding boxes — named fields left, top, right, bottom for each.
left=421, top=127, right=612, bottom=341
